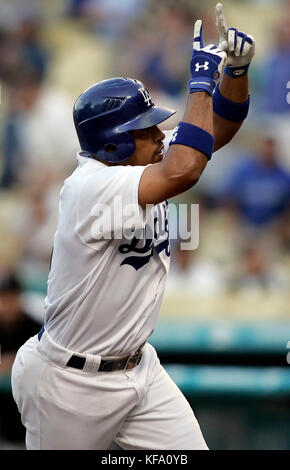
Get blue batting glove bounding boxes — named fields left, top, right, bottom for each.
left=188, top=19, right=227, bottom=96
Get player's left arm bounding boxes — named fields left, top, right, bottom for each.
left=213, top=69, right=249, bottom=151
left=213, top=3, right=255, bottom=151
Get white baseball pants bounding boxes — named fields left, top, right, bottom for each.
left=11, top=331, right=208, bottom=450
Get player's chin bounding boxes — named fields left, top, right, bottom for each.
left=152, top=150, right=164, bottom=163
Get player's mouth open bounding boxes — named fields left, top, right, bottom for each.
left=155, top=145, right=164, bottom=159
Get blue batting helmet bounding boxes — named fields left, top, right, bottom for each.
left=73, top=77, right=176, bottom=163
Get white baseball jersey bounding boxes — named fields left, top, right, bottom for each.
left=12, top=129, right=208, bottom=450
left=44, top=149, right=171, bottom=356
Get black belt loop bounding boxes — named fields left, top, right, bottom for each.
left=37, top=326, right=143, bottom=372
left=66, top=355, right=86, bottom=369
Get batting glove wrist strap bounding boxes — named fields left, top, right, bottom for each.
left=188, top=76, right=216, bottom=96
left=224, top=63, right=250, bottom=78
left=169, top=122, right=215, bottom=160
left=213, top=84, right=250, bottom=122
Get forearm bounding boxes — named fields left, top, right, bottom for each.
left=183, top=92, right=213, bottom=135
left=138, top=17, right=226, bottom=206
left=219, top=73, right=249, bottom=102
left=212, top=3, right=255, bottom=152
left=213, top=73, right=249, bottom=151
left=164, top=16, right=227, bottom=192
left=138, top=92, right=214, bottom=206
left=177, top=90, right=213, bottom=179
left=164, top=92, right=213, bottom=186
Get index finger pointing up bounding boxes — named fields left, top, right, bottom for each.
left=193, top=19, right=203, bottom=50
left=216, top=3, right=228, bottom=47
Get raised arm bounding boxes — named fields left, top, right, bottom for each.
left=213, top=3, right=255, bottom=150
left=138, top=20, right=227, bottom=207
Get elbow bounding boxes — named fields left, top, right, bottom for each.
left=214, top=123, right=242, bottom=151
left=225, top=126, right=240, bottom=144
left=186, top=168, right=202, bottom=188
left=184, top=164, right=202, bottom=186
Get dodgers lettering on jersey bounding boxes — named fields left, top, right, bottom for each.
left=119, top=201, right=170, bottom=271
left=44, top=134, right=173, bottom=356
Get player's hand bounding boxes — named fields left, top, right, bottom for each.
left=188, top=19, right=227, bottom=96
left=216, top=2, right=255, bottom=77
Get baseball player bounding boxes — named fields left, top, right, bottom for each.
left=11, top=4, right=255, bottom=450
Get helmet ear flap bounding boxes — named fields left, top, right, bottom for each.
left=95, top=131, right=136, bottom=163
left=76, top=117, right=136, bottom=163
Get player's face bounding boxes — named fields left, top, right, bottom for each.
left=127, top=125, right=166, bottom=166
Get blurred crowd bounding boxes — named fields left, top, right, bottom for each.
left=0, top=0, right=289, bottom=445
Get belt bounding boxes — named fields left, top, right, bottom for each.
left=37, top=326, right=142, bottom=372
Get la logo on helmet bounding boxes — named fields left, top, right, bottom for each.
left=139, top=88, right=153, bottom=107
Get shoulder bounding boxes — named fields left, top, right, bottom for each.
left=74, top=157, right=149, bottom=206
left=68, top=156, right=140, bottom=188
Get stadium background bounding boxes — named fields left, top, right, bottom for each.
left=0, top=0, right=289, bottom=450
